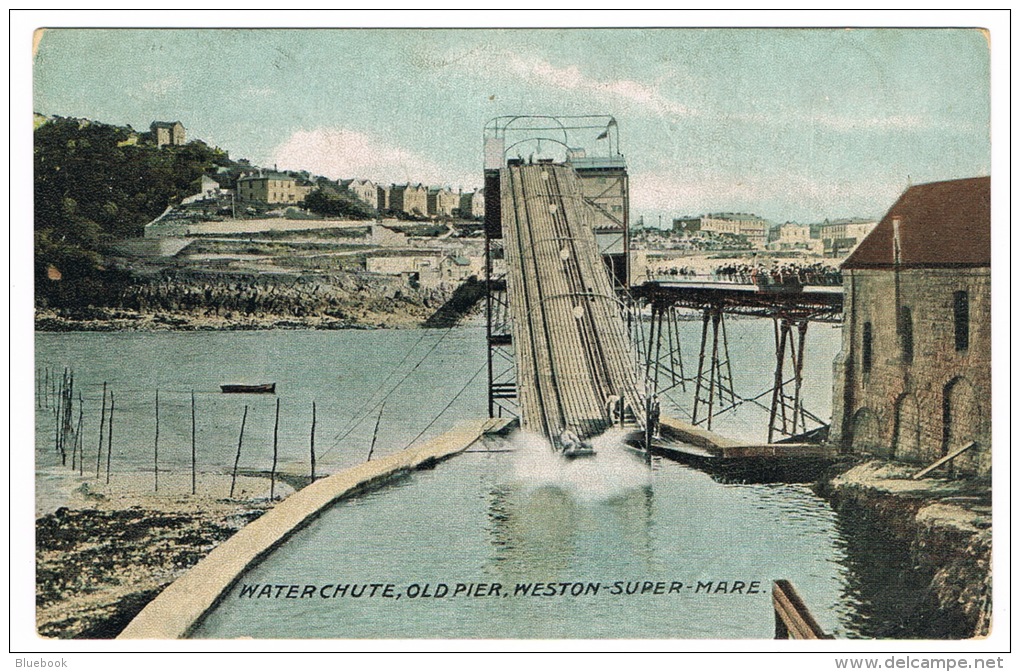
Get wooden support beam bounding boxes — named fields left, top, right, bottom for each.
left=912, top=441, right=977, bottom=480
left=772, top=579, right=830, bottom=639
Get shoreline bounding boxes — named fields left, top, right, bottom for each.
left=35, top=472, right=293, bottom=639
left=34, top=308, right=434, bottom=332
left=814, top=459, right=992, bottom=638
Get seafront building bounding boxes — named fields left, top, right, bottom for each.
left=829, top=177, right=990, bottom=478
left=700, top=212, right=770, bottom=248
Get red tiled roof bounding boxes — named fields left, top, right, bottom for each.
left=843, top=176, right=990, bottom=269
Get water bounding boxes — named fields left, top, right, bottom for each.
left=35, top=324, right=914, bottom=638
left=192, top=437, right=853, bottom=639
left=34, top=328, right=488, bottom=510
left=635, top=312, right=842, bottom=444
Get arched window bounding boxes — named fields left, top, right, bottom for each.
left=862, top=322, right=873, bottom=374
left=954, top=291, right=969, bottom=351
left=899, top=306, right=913, bottom=364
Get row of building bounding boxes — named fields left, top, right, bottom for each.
left=224, top=171, right=485, bottom=219
left=348, top=180, right=486, bottom=219
left=672, top=213, right=878, bottom=254
left=145, top=121, right=486, bottom=218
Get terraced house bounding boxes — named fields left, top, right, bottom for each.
left=342, top=178, right=378, bottom=210
left=427, top=187, right=458, bottom=217
left=389, top=183, right=428, bottom=216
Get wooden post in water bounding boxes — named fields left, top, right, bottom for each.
left=366, top=402, right=385, bottom=462
left=96, top=382, right=108, bottom=479
left=70, top=392, right=78, bottom=472
left=270, top=398, right=280, bottom=500
left=772, top=580, right=829, bottom=639
left=190, top=390, right=197, bottom=495
left=77, top=392, right=85, bottom=477
left=53, top=369, right=63, bottom=459
left=105, top=391, right=115, bottom=485
left=153, top=389, right=160, bottom=492
left=44, top=367, right=49, bottom=409
left=309, top=401, right=317, bottom=482
left=229, top=405, right=248, bottom=499
left=62, top=370, right=74, bottom=467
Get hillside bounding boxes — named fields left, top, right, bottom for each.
left=34, top=116, right=234, bottom=304
left=33, top=116, right=372, bottom=310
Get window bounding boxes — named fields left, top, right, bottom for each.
left=862, top=322, right=873, bottom=374
left=899, top=306, right=913, bottom=364
left=954, top=291, right=969, bottom=351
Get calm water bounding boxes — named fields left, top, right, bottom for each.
left=35, top=328, right=490, bottom=493
left=35, top=323, right=919, bottom=638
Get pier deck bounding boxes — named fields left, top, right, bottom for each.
left=652, top=415, right=838, bottom=483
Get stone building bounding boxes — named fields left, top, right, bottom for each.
left=700, top=213, right=769, bottom=248
left=237, top=171, right=313, bottom=204
left=389, top=183, right=428, bottom=216
left=341, top=179, right=378, bottom=210
left=458, top=189, right=485, bottom=219
left=427, top=187, right=458, bottom=217
left=149, top=121, right=186, bottom=147
left=829, top=177, right=990, bottom=478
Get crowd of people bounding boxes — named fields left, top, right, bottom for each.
left=648, top=260, right=842, bottom=287
left=712, top=261, right=842, bottom=286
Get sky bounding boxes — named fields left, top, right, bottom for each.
left=32, top=27, right=991, bottom=225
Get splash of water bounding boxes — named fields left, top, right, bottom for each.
left=508, top=428, right=651, bottom=501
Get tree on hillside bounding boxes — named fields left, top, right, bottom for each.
left=34, top=117, right=234, bottom=304
left=303, top=186, right=375, bottom=220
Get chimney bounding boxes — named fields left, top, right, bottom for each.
left=892, top=216, right=902, bottom=265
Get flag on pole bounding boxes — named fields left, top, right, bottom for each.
left=596, top=118, right=616, bottom=140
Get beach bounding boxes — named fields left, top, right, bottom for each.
left=35, top=472, right=293, bottom=639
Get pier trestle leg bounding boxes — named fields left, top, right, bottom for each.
left=767, top=317, right=810, bottom=442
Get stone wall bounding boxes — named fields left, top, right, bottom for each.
left=830, top=267, right=991, bottom=478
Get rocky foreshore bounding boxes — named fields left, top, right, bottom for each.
left=35, top=270, right=483, bottom=332
left=815, top=460, right=992, bottom=639
left=35, top=473, right=292, bottom=639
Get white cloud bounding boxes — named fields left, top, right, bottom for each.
left=455, top=49, right=696, bottom=119
left=141, top=76, right=182, bottom=96
left=505, top=54, right=695, bottom=118
left=456, top=49, right=960, bottom=135
left=272, top=128, right=477, bottom=188
left=630, top=170, right=897, bottom=220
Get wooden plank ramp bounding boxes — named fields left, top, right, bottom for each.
left=118, top=417, right=508, bottom=639
left=500, top=163, right=645, bottom=440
